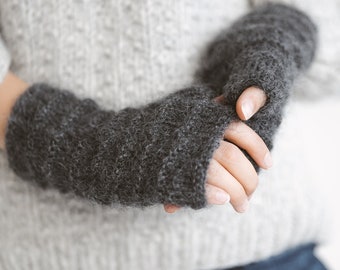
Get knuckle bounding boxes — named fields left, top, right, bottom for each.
left=228, top=121, right=242, bottom=133
left=228, top=121, right=239, bottom=129
left=206, top=159, right=218, bottom=179
left=224, top=121, right=239, bottom=137
left=221, top=142, right=240, bottom=161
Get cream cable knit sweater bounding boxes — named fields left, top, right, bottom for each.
left=0, top=0, right=333, bottom=269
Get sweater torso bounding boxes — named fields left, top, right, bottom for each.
left=0, top=1, right=332, bottom=269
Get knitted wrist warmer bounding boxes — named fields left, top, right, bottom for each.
left=195, top=3, right=317, bottom=160
left=4, top=83, right=231, bottom=209
left=3, top=3, right=318, bottom=209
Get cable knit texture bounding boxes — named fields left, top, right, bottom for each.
left=0, top=1, right=329, bottom=270
left=5, top=83, right=231, bottom=209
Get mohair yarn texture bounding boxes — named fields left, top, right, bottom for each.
left=4, top=3, right=317, bottom=210
left=196, top=3, right=317, bottom=151
left=5, top=84, right=233, bottom=209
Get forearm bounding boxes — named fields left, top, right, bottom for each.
left=195, top=3, right=317, bottom=156
left=196, top=3, right=317, bottom=97
left=225, top=4, right=317, bottom=150
left=4, top=81, right=231, bottom=209
left=0, top=72, right=29, bottom=150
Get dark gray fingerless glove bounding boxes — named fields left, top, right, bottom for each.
left=4, top=83, right=231, bottom=209
left=195, top=3, right=318, bottom=168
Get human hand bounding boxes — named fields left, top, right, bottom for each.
left=0, top=72, right=29, bottom=150
left=164, top=86, right=269, bottom=213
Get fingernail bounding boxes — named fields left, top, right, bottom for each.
left=237, top=200, right=249, bottom=213
left=215, top=191, right=230, bottom=204
left=241, top=100, right=254, bottom=120
left=264, top=152, right=273, bottom=168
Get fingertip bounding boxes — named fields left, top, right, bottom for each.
left=263, top=152, right=273, bottom=169
left=205, top=183, right=230, bottom=205
left=241, top=100, right=254, bottom=120
left=236, top=98, right=248, bottom=121
left=215, top=190, right=231, bottom=204
left=164, top=205, right=180, bottom=214
left=236, top=86, right=267, bottom=120
left=233, top=200, right=249, bottom=213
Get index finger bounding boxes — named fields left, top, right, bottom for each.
left=224, top=121, right=273, bottom=169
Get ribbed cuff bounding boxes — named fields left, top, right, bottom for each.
left=157, top=93, right=233, bottom=209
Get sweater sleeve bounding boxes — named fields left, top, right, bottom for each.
left=195, top=3, right=317, bottom=165
left=0, top=33, right=11, bottom=83
left=3, top=83, right=231, bottom=209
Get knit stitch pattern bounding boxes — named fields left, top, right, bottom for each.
left=4, top=3, right=317, bottom=210
left=4, top=83, right=232, bottom=209
left=0, top=1, right=326, bottom=269
left=196, top=3, right=317, bottom=159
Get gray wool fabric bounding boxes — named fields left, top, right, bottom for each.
left=1, top=1, right=332, bottom=269
left=5, top=83, right=232, bottom=209
left=4, top=3, right=316, bottom=210
left=196, top=3, right=317, bottom=151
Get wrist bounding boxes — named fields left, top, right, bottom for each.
left=0, top=72, right=29, bottom=150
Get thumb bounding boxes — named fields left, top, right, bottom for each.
left=236, top=86, right=267, bottom=120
